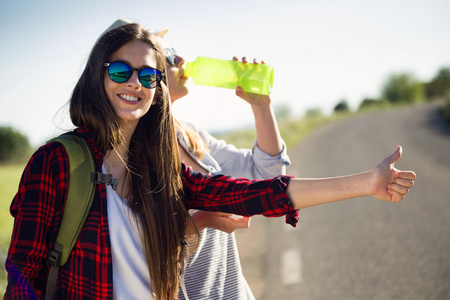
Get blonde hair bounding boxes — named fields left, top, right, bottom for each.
left=174, top=118, right=209, bottom=159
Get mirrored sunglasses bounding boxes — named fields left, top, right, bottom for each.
left=164, top=47, right=177, bottom=66
left=104, top=61, right=164, bottom=89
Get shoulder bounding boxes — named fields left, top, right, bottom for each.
left=24, top=140, right=70, bottom=184
left=34, top=140, right=69, bottom=166
left=10, top=138, right=71, bottom=216
left=24, top=131, right=92, bottom=185
left=177, top=120, right=210, bottom=137
left=42, top=129, right=100, bottom=168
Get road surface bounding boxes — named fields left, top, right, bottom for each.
left=235, top=103, right=450, bottom=300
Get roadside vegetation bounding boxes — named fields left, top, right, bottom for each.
left=0, top=163, right=25, bottom=296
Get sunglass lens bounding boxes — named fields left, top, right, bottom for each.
left=108, top=62, right=132, bottom=83
left=140, top=68, right=160, bottom=89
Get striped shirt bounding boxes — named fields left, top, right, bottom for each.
left=176, top=123, right=293, bottom=299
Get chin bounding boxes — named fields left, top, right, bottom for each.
left=181, top=88, right=189, bottom=97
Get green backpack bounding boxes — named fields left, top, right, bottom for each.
left=44, top=134, right=97, bottom=300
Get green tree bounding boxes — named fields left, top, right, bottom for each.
left=381, top=72, right=424, bottom=104
left=425, top=67, right=450, bottom=100
left=441, top=91, right=450, bottom=123
left=333, top=99, right=350, bottom=113
left=358, top=98, right=388, bottom=111
left=0, top=126, right=32, bottom=163
left=359, top=98, right=378, bottom=110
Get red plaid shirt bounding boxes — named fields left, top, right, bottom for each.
left=5, top=128, right=298, bottom=299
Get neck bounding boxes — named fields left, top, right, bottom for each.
left=102, top=120, right=138, bottom=196
left=119, top=120, right=137, bottom=146
left=107, top=119, right=138, bottom=163
left=103, top=144, right=129, bottom=197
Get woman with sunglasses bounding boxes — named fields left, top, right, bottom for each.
left=157, top=31, right=290, bottom=299
left=5, top=21, right=416, bottom=300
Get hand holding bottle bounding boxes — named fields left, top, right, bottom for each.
left=233, top=56, right=272, bottom=106
left=231, top=56, right=283, bottom=157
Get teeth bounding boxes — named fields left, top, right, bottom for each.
left=121, top=94, right=138, bottom=102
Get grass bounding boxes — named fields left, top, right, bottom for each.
left=0, top=163, right=25, bottom=297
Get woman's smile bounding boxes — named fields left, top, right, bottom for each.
left=119, top=93, right=141, bottom=103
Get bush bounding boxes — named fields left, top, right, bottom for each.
left=333, top=99, right=350, bottom=113
left=425, top=67, right=450, bottom=100
left=381, top=72, right=424, bottom=104
left=358, top=98, right=390, bottom=111
left=441, top=92, right=450, bottom=123
left=0, top=126, right=32, bottom=163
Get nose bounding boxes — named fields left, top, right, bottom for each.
left=127, top=70, right=141, bottom=89
left=174, top=54, right=185, bottom=68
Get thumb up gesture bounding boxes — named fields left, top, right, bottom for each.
left=372, top=146, right=416, bottom=202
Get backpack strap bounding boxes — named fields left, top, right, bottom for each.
left=45, top=133, right=96, bottom=300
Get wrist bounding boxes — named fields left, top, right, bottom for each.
left=365, top=170, right=378, bottom=197
left=251, top=101, right=274, bottom=121
left=190, top=211, right=207, bottom=232
left=250, top=98, right=271, bottom=110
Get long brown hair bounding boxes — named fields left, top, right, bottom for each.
left=70, top=23, right=191, bottom=299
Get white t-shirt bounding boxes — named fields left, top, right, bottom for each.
left=105, top=165, right=154, bottom=300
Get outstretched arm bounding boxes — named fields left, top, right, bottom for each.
left=287, top=146, right=416, bottom=210
left=184, top=146, right=415, bottom=228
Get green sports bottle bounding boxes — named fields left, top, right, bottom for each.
left=184, top=56, right=274, bottom=95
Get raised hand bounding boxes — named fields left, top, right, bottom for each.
left=232, top=56, right=271, bottom=106
left=371, top=145, right=416, bottom=202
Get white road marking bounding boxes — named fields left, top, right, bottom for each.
left=281, top=248, right=302, bottom=285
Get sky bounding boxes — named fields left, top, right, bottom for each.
left=1, top=0, right=449, bottom=147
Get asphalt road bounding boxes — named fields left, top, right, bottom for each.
left=235, top=103, right=450, bottom=300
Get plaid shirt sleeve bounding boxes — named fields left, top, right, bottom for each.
left=182, top=164, right=299, bottom=227
left=5, top=142, right=69, bottom=299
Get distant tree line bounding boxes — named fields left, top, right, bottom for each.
left=332, top=66, right=450, bottom=114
